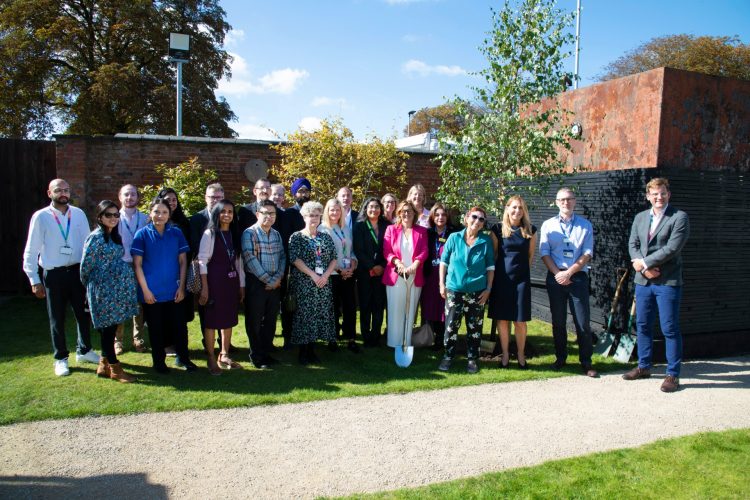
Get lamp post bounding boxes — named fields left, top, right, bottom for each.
left=407, top=110, right=416, bottom=136
left=169, top=33, right=190, bottom=136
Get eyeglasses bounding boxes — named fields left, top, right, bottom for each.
left=102, top=212, right=120, bottom=219
left=470, top=214, right=486, bottom=222
left=400, top=209, right=412, bottom=214
left=556, top=197, right=576, bottom=202
left=296, top=188, right=311, bottom=194
left=207, top=195, right=223, bottom=201
left=259, top=211, right=276, bottom=217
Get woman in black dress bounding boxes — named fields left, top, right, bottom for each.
left=488, top=195, right=537, bottom=369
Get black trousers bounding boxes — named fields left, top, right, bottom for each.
left=280, top=271, right=293, bottom=344
left=143, top=300, right=190, bottom=367
left=357, top=271, right=385, bottom=345
left=332, top=274, right=357, bottom=340
left=99, top=324, right=119, bottom=364
left=42, top=264, right=92, bottom=360
left=244, top=273, right=281, bottom=362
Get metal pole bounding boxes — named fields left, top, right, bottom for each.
left=176, top=60, right=183, bottom=136
left=573, top=0, right=581, bottom=89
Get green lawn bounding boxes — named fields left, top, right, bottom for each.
left=0, top=296, right=628, bottom=425
left=335, top=428, right=750, bottom=499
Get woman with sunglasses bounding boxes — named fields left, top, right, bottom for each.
left=382, top=201, right=428, bottom=354
left=437, top=207, right=495, bottom=374
left=80, top=200, right=139, bottom=382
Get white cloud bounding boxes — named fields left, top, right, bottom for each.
left=218, top=53, right=309, bottom=96
left=233, top=122, right=279, bottom=141
left=258, top=68, right=310, bottom=94
left=298, top=117, right=323, bottom=132
left=224, top=29, right=245, bottom=48
left=402, top=59, right=467, bottom=77
left=311, top=96, right=348, bottom=108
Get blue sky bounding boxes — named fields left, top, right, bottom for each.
left=215, top=0, right=750, bottom=141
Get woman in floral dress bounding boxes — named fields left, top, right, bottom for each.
left=80, top=200, right=139, bottom=382
left=289, top=201, right=338, bottom=365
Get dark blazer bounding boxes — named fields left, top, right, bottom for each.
left=353, top=218, right=388, bottom=272
left=423, top=225, right=458, bottom=278
left=346, top=209, right=359, bottom=232
left=188, top=209, right=210, bottom=256
left=628, top=205, right=690, bottom=287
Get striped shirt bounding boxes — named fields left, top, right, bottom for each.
left=241, top=223, right=286, bottom=285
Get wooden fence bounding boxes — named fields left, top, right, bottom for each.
left=0, top=139, right=57, bottom=293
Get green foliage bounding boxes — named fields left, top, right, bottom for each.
left=437, top=0, right=576, bottom=215
left=271, top=118, right=409, bottom=205
left=599, top=34, right=750, bottom=82
left=347, top=429, right=750, bottom=499
left=139, top=157, right=218, bottom=216
left=0, top=0, right=236, bottom=138
left=403, top=102, right=482, bottom=137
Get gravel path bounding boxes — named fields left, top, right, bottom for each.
left=1, top=357, right=749, bottom=499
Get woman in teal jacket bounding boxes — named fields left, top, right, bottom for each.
left=437, top=206, right=495, bottom=374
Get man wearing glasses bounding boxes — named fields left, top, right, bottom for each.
left=23, top=178, right=100, bottom=376
left=539, top=187, right=598, bottom=378
left=241, top=200, right=286, bottom=368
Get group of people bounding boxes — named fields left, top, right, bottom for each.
left=23, top=176, right=688, bottom=392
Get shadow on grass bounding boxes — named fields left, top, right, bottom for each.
left=0, top=473, right=167, bottom=499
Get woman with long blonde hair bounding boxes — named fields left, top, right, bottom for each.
left=488, top=195, right=537, bottom=369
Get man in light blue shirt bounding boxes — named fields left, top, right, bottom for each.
left=539, top=187, right=597, bottom=377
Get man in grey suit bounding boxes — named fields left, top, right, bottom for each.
left=624, top=177, right=690, bottom=392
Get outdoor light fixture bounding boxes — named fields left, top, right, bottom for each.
left=571, top=122, right=583, bottom=138
left=169, top=33, right=191, bottom=136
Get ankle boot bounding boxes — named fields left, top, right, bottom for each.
left=97, top=358, right=111, bottom=378
left=109, top=362, right=135, bottom=383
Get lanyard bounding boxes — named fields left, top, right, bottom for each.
left=121, top=211, right=140, bottom=238
left=559, top=215, right=574, bottom=242
left=435, top=229, right=446, bottom=256
left=219, top=230, right=235, bottom=260
left=50, top=208, right=71, bottom=244
left=366, top=220, right=378, bottom=244
left=331, top=226, right=348, bottom=254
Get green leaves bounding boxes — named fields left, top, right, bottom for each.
left=438, top=0, right=576, bottom=215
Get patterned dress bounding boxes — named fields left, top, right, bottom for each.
left=80, top=228, right=139, bottom=329
left=289, top=231, right=336, bottom=344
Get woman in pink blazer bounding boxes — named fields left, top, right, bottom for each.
left=382, top=201, right=428, bottom=349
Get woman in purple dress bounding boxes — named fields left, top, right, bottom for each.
left=198, top=199, right=245, bottom=375
left=421, top=203, right=457, bottom=350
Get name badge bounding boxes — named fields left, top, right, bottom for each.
left=228, top=271, right=237, bottom=279
left=563, top=250, right=574, bottom=259
left=60, top=246, right=73, bottom=255
left=432, top=259, right=441, bottom=267
left=315, top=266, right=325, bottom=275
left=341, top=257, right=351, bottom=269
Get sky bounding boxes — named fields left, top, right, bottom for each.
left=214, top=0, right=750, bottom=141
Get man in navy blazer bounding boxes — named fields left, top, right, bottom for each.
left=624, top=177, right=690, bottom=392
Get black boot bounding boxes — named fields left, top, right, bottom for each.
left=308, top=343, right=321, bottom=364
left=298, top=345, right=309, bottom=366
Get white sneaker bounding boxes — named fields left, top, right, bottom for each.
left=76, top=350, right=100, bottom=364
left=54, top=359, right=70, bottom=376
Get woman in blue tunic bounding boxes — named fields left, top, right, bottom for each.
left=488, top=195, right=537, bottom=369
left=80, top=200, right=139, bottom=382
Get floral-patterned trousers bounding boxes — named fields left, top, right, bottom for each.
left=444, top=290, right=484, bottom=360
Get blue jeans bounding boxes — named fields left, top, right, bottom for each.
left=635, top=284, right=682, bottom=377
left=546, top=271, right=592, bottom=366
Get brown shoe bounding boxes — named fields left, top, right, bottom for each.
left=109, top=362, right=135, bottom=383
left=661, top=375, right=679, bottom=393
left=96, top=358, right=111, bottom=378
left=622, top=366, right=651, bottom=380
